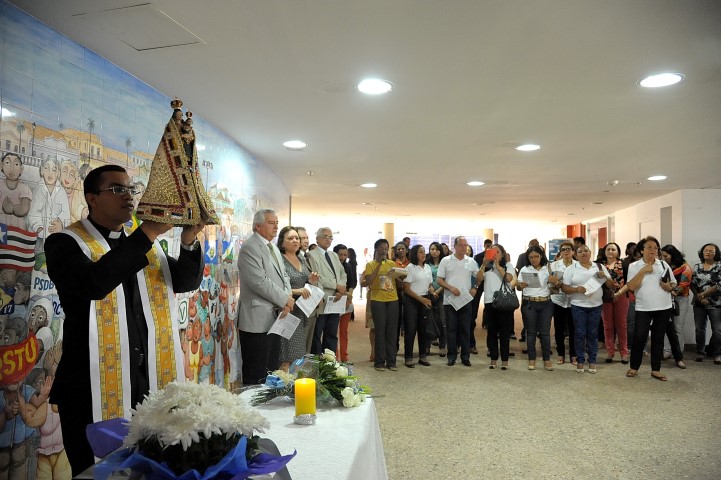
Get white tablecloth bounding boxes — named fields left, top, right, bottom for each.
left=240, top=390, right=388, bottom=480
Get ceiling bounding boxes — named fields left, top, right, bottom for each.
left=11, top=0, right=721, bottom=224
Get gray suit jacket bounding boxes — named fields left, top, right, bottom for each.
left=308, top=247, right=347, bottom=297
left=237, top=232, right=292, bottom=333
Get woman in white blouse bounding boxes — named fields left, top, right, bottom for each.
left=617, top=236, right=677, bottom=381
left=517, top=246, right=555, bottom=371
left=550, top=241, right=577, bottom=365
left=479, top=244, right=517, bottom=370
left=562, top=245, right=613, bottom=374
left=403, top=245, right=434, bottom=367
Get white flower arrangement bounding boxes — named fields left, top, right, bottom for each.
left=124, top=381, right=269, bottom=451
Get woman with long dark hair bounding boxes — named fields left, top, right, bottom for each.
left=479, top=244, right=517, bottom=370
left=516, top=245, right=554, bottom=371
left=403, top=245, right=434, bottom=367
left=426, top=241, right=447, bottom=356
left=690, top=243, right=721, bottom=364
left=333, top=244, right=357, bottom=362
left=660, top=244, right=690, bottom=368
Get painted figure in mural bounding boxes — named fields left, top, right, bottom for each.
left=199, top=316, right=214, bottom=384
left=184, top=317, right=202, bottom=383
left=28, top=364, right=70, bottom=480
left=43, top=165, right=205, bottom=476
left=136, top=99, right=219, bottom=226
left=0, top=153, right=33, bottom=229
left=59, top=159, right=88, bottom=223
left=27, top=157, right=70, bottom=250
left=0, top=377, right=51, bottom=480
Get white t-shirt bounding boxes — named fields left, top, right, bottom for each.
left=627, top=259, right=675, bottom=311
left=438, top=254, right=480, bottom=305
left=403, top=263, right=433, bottom=296
left=562, top=262, right=610, bottom=308
left=550, top=259, right=577, bottom=308
left=483, top=261, right=517, bottom=304
left=519, top=265, right=551, bottom=298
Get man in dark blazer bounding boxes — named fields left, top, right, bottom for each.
left=237, top=208, right=293, bottom=385
left=307, top=227, right=347, bottom=354
left=45, top=165, right=204, bottom=476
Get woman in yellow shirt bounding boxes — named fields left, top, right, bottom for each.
left=362, top=239, right=402, bottom=371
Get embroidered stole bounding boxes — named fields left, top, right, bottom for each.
left=65, top=219, right=181, bottom=422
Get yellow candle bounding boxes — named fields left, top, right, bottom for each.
left=294, top=378, right=316, bottom=416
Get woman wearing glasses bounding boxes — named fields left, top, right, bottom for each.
left=690, top=243, right=721, bottom=364
left=619, top=236, right=677, bottom=381
left=550, top=242, right=577, bottom=365
left=562, top=245, right=613, bottom=373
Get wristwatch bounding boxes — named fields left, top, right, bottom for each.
left=180, top=239, right=200, bottom=251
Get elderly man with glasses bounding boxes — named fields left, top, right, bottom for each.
left=307, top=227, right=347, bottom=354
left=45, top=165, right=205, bottom=476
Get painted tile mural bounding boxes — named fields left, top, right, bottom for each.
left=0, top=3, right=289, bottom=478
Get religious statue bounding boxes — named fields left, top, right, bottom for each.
left=136, top=98, right=220, bottom=225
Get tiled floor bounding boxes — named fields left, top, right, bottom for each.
left=345, top=300, right=721, bottom=479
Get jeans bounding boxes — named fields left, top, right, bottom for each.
left=485, top=303, right=514, bottom=361
left=694, top=306, right=721, bottom=356
left=553, top=304, right=576, bottom=360
left=312, top=313, right=340, bottom=354
left=523, top=300, right=553, bottom=361
left=601, top=294, right=630, bottom=357
left=571, top=305, right=602, bottom=365
left=404, top=295, right=430, bottom=360
left=664, top=295, right=690, bottom=354
left=371, top=300, right=399, bottom=368
left=631, top=309, right=672, bottom=371
left=445, top=303, right=472, bottom=363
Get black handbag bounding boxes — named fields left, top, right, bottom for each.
left=424, top=307, right=440, bottom=341
left=492, top=279, right=520, bottom=311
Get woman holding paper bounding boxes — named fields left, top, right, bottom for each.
left=403, top=245, right=434, bottom=367
left=361, top=238, right=402, bottom=371
left=619, top=236, right=677, bottom=381
left=479, top=244, right=517, bottom=370
left=599, top=242, right=630, bottom=364
left=516, top=245, right=554, bottom=371
left=278, top=226, right=320, bottom=369
left=550, top=241, right=577, bottom=365
left=333, top=244, right=357, bottom=362
left=561, top=245, right=613, bottom=373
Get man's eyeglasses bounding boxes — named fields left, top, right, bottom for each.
left=320, top=235, right=334, bottom=240
left=96, top=185, right=143, bottom=196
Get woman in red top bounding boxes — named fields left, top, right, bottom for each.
left=599, top=242, right=629, bottom=363
left=660, top=244, right=691, bottom=368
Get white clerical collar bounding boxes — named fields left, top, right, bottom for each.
left=108, top=230, right=122, bottom=239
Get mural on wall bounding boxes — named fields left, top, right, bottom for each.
left=0, top=3, right=289, bottom=479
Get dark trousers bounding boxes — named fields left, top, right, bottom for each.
left=553, top=303, right=576, bottom=359
left=485, top=303, right=514, bottom=361
left=312, top=313, right=340, bottom=354
left=57, top=401, right=95, bottom=477
left=445, top=303, right=472, bottom=362
left=371, top=300, right=399, bottom=368
left=431, top=295, right=447, bottom=348
left=404, top=295, right=430, bottom=360
left=240, top=330, right=281, bottom=385
left=630, top=309, right=672, bottom=371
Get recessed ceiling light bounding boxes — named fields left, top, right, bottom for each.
left=647, top=175, right=667, bottom=181
left=516, top=144, right=541, bottom=151
left=640, top=73, right=684, bottom=88
left=360, top=183, right=378, bottom=188
left=282, top=140, right=306, bottom=150
left=467, top=181, right=485, bottom=186
left=357, top=78, right=393, bottom=95
left=362, top=202, right=375, bottom=205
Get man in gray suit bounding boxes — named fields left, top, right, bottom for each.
left=308, top=227, right=347, bottom=354
left=237, top=208, right=294, bottom=385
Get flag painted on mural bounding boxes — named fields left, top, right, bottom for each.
left=0, top=223, right=38, bottom=271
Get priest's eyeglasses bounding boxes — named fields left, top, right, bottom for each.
left=97, top=185, right=143, bottom=196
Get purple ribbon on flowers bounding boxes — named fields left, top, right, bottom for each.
left=85, top=417, right=129, bottom=459
left=93, top=435, right=296, bottom=480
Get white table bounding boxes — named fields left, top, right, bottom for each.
left=240, top=390, right=388, bottom=480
